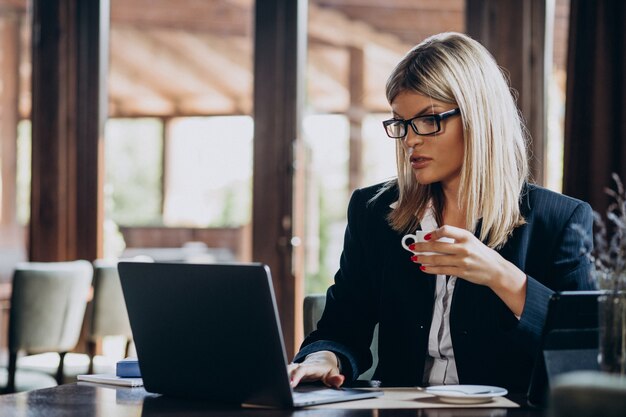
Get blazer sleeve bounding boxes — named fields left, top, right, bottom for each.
left=513, top=201, right=594, bottom=354
left=293, top=188, right=379, bottom=381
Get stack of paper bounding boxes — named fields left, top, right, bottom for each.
left=77, top=357, right=143, bottom=387
left=77, top=374, right=143, bottom=387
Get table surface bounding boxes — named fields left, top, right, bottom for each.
left=0, top=383, right=548, bottom=417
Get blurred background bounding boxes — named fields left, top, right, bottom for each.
left=0, top=0, right=623, bottom=359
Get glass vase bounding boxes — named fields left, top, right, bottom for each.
left=598, top=292, right=626, bottom=375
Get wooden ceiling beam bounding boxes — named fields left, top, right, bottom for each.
left=0, top=0, right=25, bottom=11
left=306, top=64, right=348, bottom=111
left=305, top=59, right=350, bottom=113
left=0, top=0, right=253, bottom=35
left=312, top=1, right=464, bottom=46
left=308, top=34, right=343, bottom=49
left=107, top=70, right=173, bottom=110
left=108, top=98, right=174, bottom=118
left=324, top=6, right=464, bottom=33
left=12, top=0, right=464, bottom=118
left=308, top=4, right=409, bottom=54
left=110, top=0, right=252, bottom=35
left=314, top=0, right=463, bottom=12
left=308, top=47, right=347, bottom=88
left=110, top=28, right=231, bottom=101
left=195, top=33, right=252, bottom=73
left=148, top=30, right=252, bottom=113
left=357, top=41, right=405, bottom=112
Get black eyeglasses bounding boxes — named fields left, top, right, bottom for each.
left=382, top=108, right=461, bottom=139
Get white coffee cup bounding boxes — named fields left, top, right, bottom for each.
left=401, top=230, right=454, bottom=255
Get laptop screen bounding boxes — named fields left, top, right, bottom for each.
left=118, top=262, right=295, bottom=406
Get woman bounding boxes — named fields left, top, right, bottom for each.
left=289, top=32, right=593, bottom=392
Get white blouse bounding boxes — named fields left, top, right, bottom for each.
left=415, top=207, right=459, bottom=385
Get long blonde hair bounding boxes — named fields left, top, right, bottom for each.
left=380, top=32, right=528, bottom=249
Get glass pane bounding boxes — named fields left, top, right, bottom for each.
left=362, top=114, right=396, bottom=186
left=164, top=116, right=253, bottom=227
left=545, top=0, right=570, bottom=192
left=16, top=120, right=30, bottom=226
left=303, top=114, right=350, bottom=293
left=104, top=118, right=163, bottom=226
left=107, top=0, right=254, bottom=261
left=304, top=0, right=465, bottom=293
left=0, top=6, right=30, bottom=283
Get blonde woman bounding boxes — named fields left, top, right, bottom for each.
left=289, top=33, right=593, bottom=392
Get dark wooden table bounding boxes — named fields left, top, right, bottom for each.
left=0, top=384, right=548, bottom=417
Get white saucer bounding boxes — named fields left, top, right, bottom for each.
left=424, top=385, right=508, bottom=404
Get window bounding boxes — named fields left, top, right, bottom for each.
left=303, top=0, right=464, bottom=293
left=104, top=118, right=163, bottom=226
left=163, top=116, right=253, bottom=227
left=105, top=0, right=254, bottom=259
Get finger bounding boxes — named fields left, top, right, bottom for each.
left=418, top=264, right=463, bottom=276
left=290, top=364, right=320, bottom=387
left=289, top=364, right=305, bottom=387
left=428, top=225, right=470, bottom=242
left=290, top=363, right=332, bottom=387
left=412, top=254, right=461, bottom=266
left=325, top=373, right=345, bottom=388
left=411, top=250, right=473, bottom=269
left=287, top=363, right=302, bottom=386
left=410, top=241, right=457, bottom=255
left=322, top=368, right=346, bottom=388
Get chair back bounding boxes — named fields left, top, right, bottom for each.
left=8, top=260, right=93, bottom=354
left=89, top=260, right=133, bottom=340
left=550, top=371, right=626, bottom=417
left=303, top=294, right=327, bottom=337
left=303, top=294, right=379, bottom=380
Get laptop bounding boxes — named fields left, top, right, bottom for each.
left=117, top=261, right=382, bottom=408
left=526, top=291, right=601, bottom=407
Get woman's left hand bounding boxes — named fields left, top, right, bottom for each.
left=410, top=225, right=527, bottom=316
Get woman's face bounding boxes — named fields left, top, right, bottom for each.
left=391, top=91, right=464, bottom=189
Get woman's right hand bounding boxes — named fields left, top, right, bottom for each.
left=288, top=350, right=345, bottom=388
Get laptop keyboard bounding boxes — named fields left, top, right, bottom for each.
left=294, top=386, right=347, bottom=397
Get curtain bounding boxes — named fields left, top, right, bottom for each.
left=563, top=0, right=626, bottom=214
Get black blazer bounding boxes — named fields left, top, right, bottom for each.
left=294, top=182, right=594, bottom=392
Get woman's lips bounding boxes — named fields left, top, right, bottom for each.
left=410, top=156, right=432, bottom=169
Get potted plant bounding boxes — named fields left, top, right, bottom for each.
left=579, top=174, right=626, bottom=375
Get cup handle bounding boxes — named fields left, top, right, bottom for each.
left=401, top=234, right=416, bottom=251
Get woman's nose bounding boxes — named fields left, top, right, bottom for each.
left=403, top=128, right=424, bottom=148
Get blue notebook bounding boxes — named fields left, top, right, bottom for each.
left=116, top=357, right=141, bottom=378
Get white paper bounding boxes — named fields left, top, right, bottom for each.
left=77, top=374, right=143, bottom=387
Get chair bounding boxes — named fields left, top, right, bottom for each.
left=1, top=260, right=93, bottom=393
left=303, top=294, right=379, bottom=380
left=86, top=260, right=134, bottom=374
left=550, top=370, right=626, bottom=417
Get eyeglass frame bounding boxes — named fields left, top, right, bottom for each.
left=382, top=108, right=461, bottom=139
